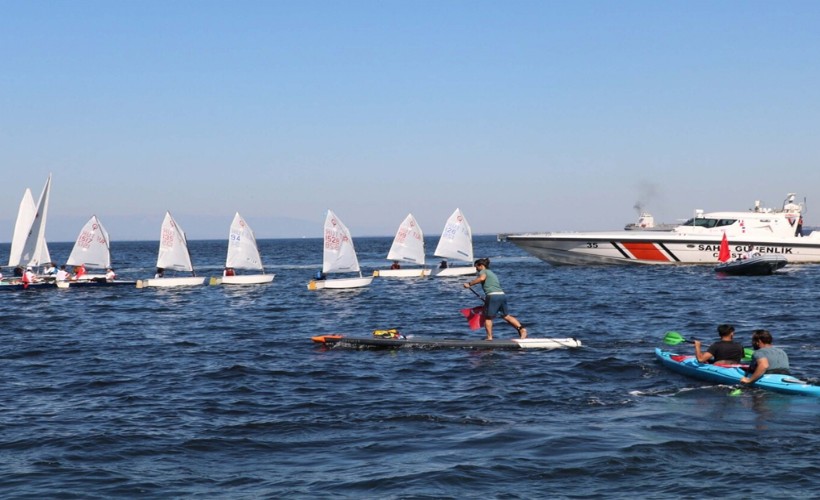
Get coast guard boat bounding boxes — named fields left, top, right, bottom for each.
left=502, top=193, right=820, bottom=265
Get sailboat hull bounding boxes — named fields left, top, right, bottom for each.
left=430, top=266, right=476, bottom=277
left=308, top=276, right=373, bottom=290
left=218, top=274, right=275, bottom=285
left=137, top=277, right=206, bottom=288
left=0, top=282, right=55, bottom=291
left=61, top=279, right=138, bottom=288
left=373, top=268, right=430, bottom=278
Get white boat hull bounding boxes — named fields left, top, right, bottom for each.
left=505, top=231, right=820, bottom=266
left=308, top=276, right=373, bottom=290
left=137, top=277, right=206, bottom=288
left=215, top=274, right=275, bottom=285
left=373, top=268, right=430, bottom=278
left=430, top=266, right=476, bottom=277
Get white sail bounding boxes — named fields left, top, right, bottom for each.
left=433, top=208, right=473, bottom=263
left=157, top=212, right=194, bottom=272
left=322, top=210, right=360, bottom=274
left=226, top=212, right=264, bottom=271
left=19, top=174, right=52, bottom=268
left=8, top=188, right=36, bottom=266
left=66, top=215, right=111, bottom=269
left=386, top=213, right=425, bottom=265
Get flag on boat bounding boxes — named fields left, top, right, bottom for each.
left=460, top=306, right=485, bottom=330
left=718, top=232, right=730, bottom=262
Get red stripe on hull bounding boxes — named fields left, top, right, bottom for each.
left=620, top=242, right=671, bottom=262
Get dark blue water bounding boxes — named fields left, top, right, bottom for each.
left=1, top=235, right=818, bottom=497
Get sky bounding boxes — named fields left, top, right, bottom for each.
left=2, top=1, right=820, bottom=243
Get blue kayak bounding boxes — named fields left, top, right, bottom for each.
left=655, top=348, right=820, bottom=396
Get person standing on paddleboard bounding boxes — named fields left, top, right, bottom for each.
left=463, top=258, right=527, bottom=341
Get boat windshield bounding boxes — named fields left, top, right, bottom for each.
left=681, top=218, right=737, bottom=228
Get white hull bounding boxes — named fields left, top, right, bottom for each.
left=308, top=276, right=373, bottom=290
left=505, top=231, right=820, bottom=265
left=512, top=338, right=583, bottom=349
left=73, top=274, right=107, bottom=282
left=373, top=268, right=430, bottom=278
left=215, top=274, right=275, bottom=285
left=137, top=277, right=206, bottom=288
left=430, top=266, right=476, bottom=277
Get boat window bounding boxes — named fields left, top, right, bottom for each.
left=715, top=219, right=737, bottom=227
left=682, top=217, right=718, bottom=228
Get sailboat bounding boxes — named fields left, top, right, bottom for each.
left=373, top=213, right=429, bottom=277
left=60, top=216, right=135, bottom=287
left=430, top=208, right=475, bottom=277
left=10, top=175, right=52, bottom=270
left=66, top=215, right=111, bottom=279
left=307, top=210, right=373, bottom=290
left=137, top=212, right=205, bottom=288
left=211, top=212, right=275, bottom=285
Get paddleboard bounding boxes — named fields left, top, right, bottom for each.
left=312, top=335, right=582, bottom=350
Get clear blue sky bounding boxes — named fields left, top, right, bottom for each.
left=3, top=1, right=820, bottom=242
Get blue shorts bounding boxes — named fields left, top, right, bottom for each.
left=484, top=293, right=509, bottom=318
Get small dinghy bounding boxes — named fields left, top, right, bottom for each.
left=714, top=233, right=787, bottom=276
left=307, top=210, right=373, bottom=290
left=211, top=212, right=274, bottom=285
left=373, top=213, right=429, bottom=277
left=137, top=212, right=206, bottom=288
left=430, top=208, right=475, bottom=277
left=715, top=255, right=787, bottom=276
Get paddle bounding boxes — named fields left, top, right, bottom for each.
left=467, top=286, right=484, bottom=301
left=460, top=286, right=486, bottom=331
left=663, top=331, right=754, bottom=359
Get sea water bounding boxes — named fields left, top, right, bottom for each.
left=1, top=235, right=818, bottom=498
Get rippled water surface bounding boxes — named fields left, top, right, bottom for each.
left=1, top=236, right=818, bottom=498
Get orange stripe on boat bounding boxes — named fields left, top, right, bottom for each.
left=621, top=242, right=670, bottom=262
left=311, top=334, right=344, bottom=343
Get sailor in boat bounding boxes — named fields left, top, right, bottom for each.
left=390, top=261, right=401, bottom=270
left=224, top=267, right=236, bottom=277
left=13, top=266, right=23, bottom=278
left=105, top=268, right=116, bottom=282
left=463, top=258, right=527, bottom=341
left=740, top=248, right=760, bottom=260
left=56, top=265, right=70, bottom=282
left=44, top=262, right=57, bottom=276
left=155, top=267, right=165, bottom=278
left=314, top=270, right=326, bottom=280
left=72, top=264, right=87, bottom=281
left=22, top=266, right=38, bottom=285
left=439, top=260, right=448, bottom=269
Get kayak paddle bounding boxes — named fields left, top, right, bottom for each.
left=663, top=331, right=753, bottom=359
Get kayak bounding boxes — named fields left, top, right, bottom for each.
left=313, top=335, right=582, bottom=350
left=655, top=348, right=820, bottom=396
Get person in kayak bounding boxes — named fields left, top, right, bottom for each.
left=740, top=329, right=790, bottom=385
left=693, top=324, right=745, bottom=365
left=463, top=258, right=527, bottom=341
